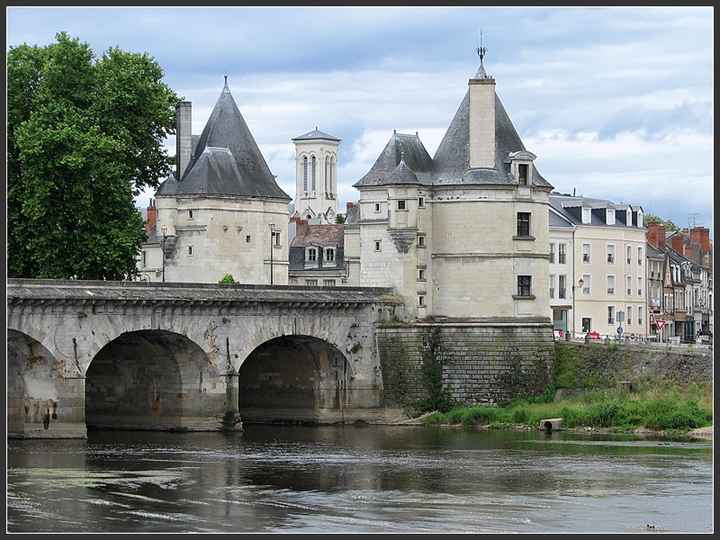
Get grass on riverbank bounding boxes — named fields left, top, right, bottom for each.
left=423, top=382, right=712, bottom=431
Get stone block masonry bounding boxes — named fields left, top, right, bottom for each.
left=377, top=322, right=555, bottom=409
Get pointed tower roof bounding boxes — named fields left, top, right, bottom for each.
left=432, top=90, right=552, bottom=187
left=353, top=131, right=433, bottom=187
left=176, top=78, right=289, bottom=200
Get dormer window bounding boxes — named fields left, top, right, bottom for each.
left=582, top=207, right=591, bottom=224
left=638, top=209, right=644, bottom=227
left=518, top=164, right=529, bottom=185
left=626, top=209, right=632, bottom=227
left=325, top=247, right=335, bottom=263
left=307, top=247, right=317, bottom=262
left=606, top=208, right=615, bottom=225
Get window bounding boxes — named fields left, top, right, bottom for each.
left=142, top=251, right=147, bottom=267
left=582, top=207, right=591, bottom=224
left=558, top=275, right=567, bottom=299
left=246, top=235, right=251, bottom=243
left=323, top=279, right=336, bottom=287
left=375, top=203, right=381, bottom=213
left=582, top=318, right=592, bottom=333
left=305, top=279, right=318, bottom=286
left=582, top=274, right=591, bottom=295
left=517, top=275, right=532, bottom=297
left=374, top=240, right=381, bottom=252
left=417, top=234, right=426, bottom=248
left=188, top=245, right=193, bottom=256
left=627, top=306, right=632, bottom=325
left=608, top=306, right=615, bottom=325
left=607, top=244, right=615, bottom=264
left=418, top=268, right=425, bottom=281
left=549, top=274, right=555, bottom=299
left=627, top=245, right=631, bottom=265
left=418, top=196, right=425, bottom=208
left=325, top=248, right=335, bottom=262
left=558, top=243, right=567, bottom=264
left=397, top=200, right=406, bottom=210
left=517, top=212, right=531, bottom=237
left=188, top=209, right=194, bottom=220
left=607, top=275, right=615, bottom=295
left=582, top=243, right=591, bottom=263
left=303, top=157, right=308, bottom=192
left=638, top=277, right=643, bottom=296
left=518, top=163, right=529, bottom=185
left=418, top=294, right=426, bottom=307
left=271, top=231, right=281, bottom=246
left=311, top=156, right=317, bottom=191
left=638, top=306, right=643, bottom=326
left=637, top=247, right=643, bottom=265
left=307, top=248, right=317, bottom=262
left=549, top=243, right=555, bottom=263
left=606, top=208, right=615, bottom=225
left=627, top=276, right=632, bottom=295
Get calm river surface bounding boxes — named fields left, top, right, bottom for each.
left=7, top=426, right=713, bottom=533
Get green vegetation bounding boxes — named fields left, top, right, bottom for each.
left=423, top=382, right=712, bottom=433
left=645, top=213, right=680, bottom=232
left=219, top=274, right=236, bottom=284
left=8, top=32, right=179, bottom=280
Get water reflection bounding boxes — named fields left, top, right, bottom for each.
left=7, top=426, right=712, bottom=533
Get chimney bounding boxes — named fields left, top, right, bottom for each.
left=646, top=223, right=665, bottom=250
left=671, top=234, right=685, bottom=255
left=468, top=60, right=496, bottom=169
left=145, top=199, right=157, bottom=236
left=175, top=101, right=192, bottom=180
left=346, top=202, right=354, bottom=211
left=690, top=226, right=710, bottom=254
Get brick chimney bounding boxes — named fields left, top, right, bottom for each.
left=346, top=201, right=354, bottom=211
left=145, top=198, right=157, bottom=236
left=690, top=226, right=710, bottom=254
left=646, top=223, right=665, bottom=249
left=670, top=233, right=685, bottom=255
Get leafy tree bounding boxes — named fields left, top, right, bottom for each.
left=219, top=274, right=236, bottom=284
left=645, top=213, right=679, bottom=232
left=335, top=214, right=346, bottom=224
left=8, top=32, right=179, bottom=279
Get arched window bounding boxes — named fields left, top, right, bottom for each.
left=311, top=156, right=316, bottom=192
left=325, top=157, right=329, bottom=194
left=329, top=156, right=334, bottom=196
left=303, top=156, right=308, bottom=192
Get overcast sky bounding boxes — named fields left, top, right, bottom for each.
left=8, top=6, right=714, bottom=230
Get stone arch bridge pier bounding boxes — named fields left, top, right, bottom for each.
left=7, top=279, right=402, bottom=438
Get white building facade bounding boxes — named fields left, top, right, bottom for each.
left=291, top=128, right=340, bottom=224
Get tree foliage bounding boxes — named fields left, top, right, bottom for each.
left=219, top=274, right=236, bottom=284
left=645, top=213, right=679, bottom=232
left=8, top=32, right=179, bottom=279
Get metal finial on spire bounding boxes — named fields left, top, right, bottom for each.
left=473, top=30, right=491, bottom=79
left=223, top=74, right=229, bottom=92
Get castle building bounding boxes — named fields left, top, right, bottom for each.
left=138, top=78, right=291, bottom=284
left=348, top=55, right=553, bottom=322
left=291, top=128, right=340, bottom=224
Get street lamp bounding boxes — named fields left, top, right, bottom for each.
left=574, top=278, right=584, bottom=337
left=161, top=225, right=167, bottom=283
left=269, top=223, right=276, bottom=285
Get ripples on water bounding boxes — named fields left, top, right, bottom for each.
left=7, top=426, right=712, bottom=533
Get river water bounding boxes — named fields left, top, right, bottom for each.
left=7, top=426, right=713, bottom=533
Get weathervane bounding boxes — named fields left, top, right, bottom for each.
left=476, top=31, right=487, bottom=64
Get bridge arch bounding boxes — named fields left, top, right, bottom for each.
left=8, top=330, right=84, bottom=437
left=85, top=329, right=226, bottom=431
left=238, top=334, right=354, bottom=424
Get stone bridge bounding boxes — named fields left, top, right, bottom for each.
left=7, top=279, right=404, bottom=438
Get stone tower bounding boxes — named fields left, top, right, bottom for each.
left=292, top=128, right=341, bottom=224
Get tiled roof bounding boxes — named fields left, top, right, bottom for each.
left=354, top=132, right=433, bottom=187
left=290, top=223, right=345, bottom=248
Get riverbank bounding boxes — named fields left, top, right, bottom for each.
left=420, top=382, right=712, bottom=436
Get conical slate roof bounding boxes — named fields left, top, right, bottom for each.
left=354, top=131, right=433, bottom=187
left=432, top=90, right=551, bottom=187
left=176, top=80, right=290, bottom=200
left=386, top=159, right=420, bottom=185
left=292, top=128, right=341, bottom=142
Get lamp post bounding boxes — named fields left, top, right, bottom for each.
left=269, top=223, right=276, bottom=285
left=161, top=225, right=167, bottom=283
left=574, top=277, right=583, bottom=337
